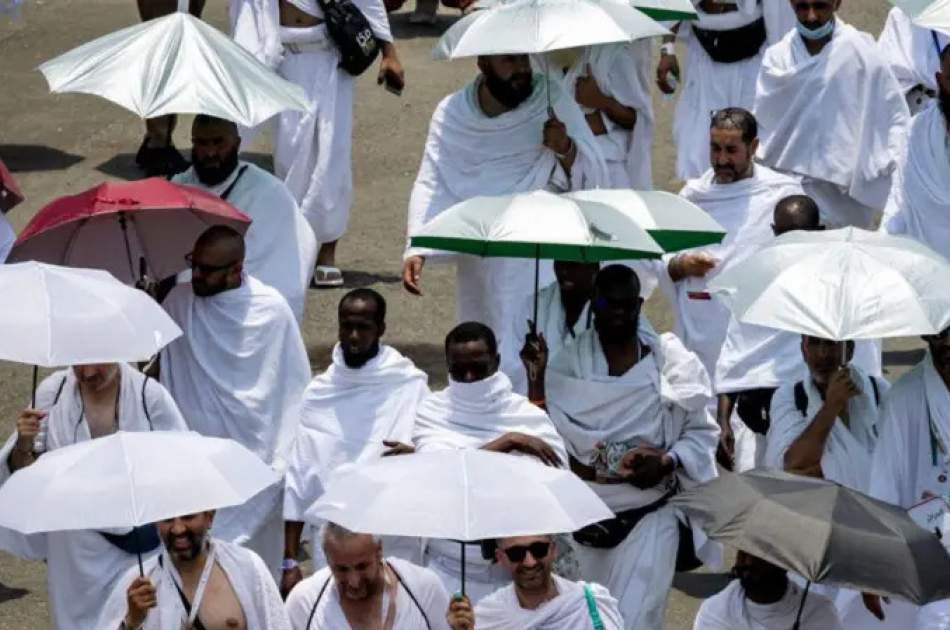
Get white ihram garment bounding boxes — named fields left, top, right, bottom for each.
left=173, top=161, right=317, bottom=321
left=475, top=574, right=624, bottom=629
left=97, top=539, right=291, bottom=629
left=545, top=329, right=719, bottom=630
left=693, top=579, right=843, bottom=630
left=878, top=7, right=948, bottom=97
left=0, top=364, right=186, bottom=630
left=405, top=76, right=608, bottom=344
left=160, top=276, right=311, bottom=577
left=880, top=102, right=950, bottom=262
left=754, top=20, right=910, bottom=227
left=411, top=371, right=568, bottom=603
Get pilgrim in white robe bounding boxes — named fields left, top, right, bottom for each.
left=864, top=352, right=950, bottom=629
left=97, top=539, right=291, bottom=629
left=285, top=557, right=452, bottom=629
left=405, top=74, right=608, bottom=348
left=880, top=102, right=950, bottom=262
left=475, top=575, right=624, bottom=630
left=661, top=165, right=802, bottom=379
left=0, top=363, right=186, bottom=630
left=543, top=41, right=655, bottom=189
left=753, top=19, right=910, bottom=228
left=411, top=370, right=568, bottom=603
left=672, top=0, right=796, bottom=180
left=284, top=343, right=429, bottom=567
left=545, top=329, right=719, bottom=630
left=160, top=275, right=311, bottom=577
left=229, top=0, right=393, bottom=244
left=693, top=579, right=843, bottom=630
left=878, top=7, right=949, bottom=113
left=173, top=161, right=317, bottom=321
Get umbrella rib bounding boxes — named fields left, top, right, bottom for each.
left=461, top=451, right=471, bottom=540
left=119, top=434, right=142, bottom=526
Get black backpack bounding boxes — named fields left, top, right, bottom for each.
left=317, top=0, right=380, bottom=76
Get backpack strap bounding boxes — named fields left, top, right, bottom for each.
left=388, top=562, right=432, bottom=630
left=793, top=381, right=808, bottom=417
left=220, top=165, right=249, bottom=201
left=869, top=376, right=880, bottom=407
left=583, top=583, right=605, bottom=630
left=306, top=575, right=333, bottom=629
left=140, top=374, right=154, bottom=431
left=51, top=374, right=68, bottom=406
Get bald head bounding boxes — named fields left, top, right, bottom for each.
left=772, top=195, right=822, bottom=236
left=189, top=225, right=245, bottom=297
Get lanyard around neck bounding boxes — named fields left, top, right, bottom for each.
left=168, top=542, right=217, bottom=626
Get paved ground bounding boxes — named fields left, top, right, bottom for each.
left=0, top=1, right=904, bottom=627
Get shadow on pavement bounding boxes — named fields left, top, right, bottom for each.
left=883, top=348, right=926, bottom=368
left=95, top=153, right=143, bottom=181
left=389, top=11, right=461, bottom=39
left=0, top=581, right=29, bottom=604
left=0, top=144, right=83, bottom=173
left=673, top=571, right=733, bottom=599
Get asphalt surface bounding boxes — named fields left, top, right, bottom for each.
left=0, top=1, right=904, bottom=628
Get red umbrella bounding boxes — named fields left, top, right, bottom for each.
left=9, top=178, right=251, bottom=284
left=0, top=159, right=24, bottom=213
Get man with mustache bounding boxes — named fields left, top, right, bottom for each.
left=753, top=0, right=909, bottom=229
left=866, top=326, right=950, bottom=627
left=0, top=362, right=186, bottom=629
left=172, top=115, right=317, bottom=322
left=402, top=54, right=608, bottom=357
left=99, top=511, right=291, bottom=629
left=446, top=535, right=624, bottom=629
left=880, top=44, right=950, bottom=262
left=692, top=550, right=842, bottom=629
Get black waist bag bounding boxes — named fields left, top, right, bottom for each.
left=573, top=490, right=673, bottom=549
left=735, top=387, right=778, bottom=435
left=692, top=16, right=767, bottom=63
left=318, top=0, right=380, bottom=75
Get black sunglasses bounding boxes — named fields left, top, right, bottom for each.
left=184, top=253, right=238, bottom=275
left=502, top=541, right=551, bottom=563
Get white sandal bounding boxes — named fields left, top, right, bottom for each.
left=313, top=266, right=344, bottom=288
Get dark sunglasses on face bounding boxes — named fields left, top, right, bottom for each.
left=502, top=541, right=551, bottom=563
left=185, top=253, right=237, bottom=275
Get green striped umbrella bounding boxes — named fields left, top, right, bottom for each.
left=633, top=0, right=697, bottom=21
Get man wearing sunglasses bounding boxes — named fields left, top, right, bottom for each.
left=159, top=225, right=312, bottom=580
left=446, top=535, right=624, bottom=629
left=753, top=0, right=909, bottom=230
left=544, top=265, right=719, bottom=630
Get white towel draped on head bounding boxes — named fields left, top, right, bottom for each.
left=97, top=540, right=291, bottom=630
left=411, top=371, right=567, bottom=463
left=754, top=19, right=910, bottom=211
left=880, top=102, right=950, bottom=262
left=475, top=575, right=624, bottom=630
left=765, top=367, right=887, bottom=492
left=284, top=344, right=429, bottom=521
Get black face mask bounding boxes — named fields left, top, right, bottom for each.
left=192, top=146, right=240, bottom=186
left=483, top=69, right=534, bottom=109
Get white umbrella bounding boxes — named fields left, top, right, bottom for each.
left=38, top=12, right=309, bottom=127
left=0, top=431, right=279, bottom=535
left=433, top=0, right=670, bottom=60
left=307, top=449, right=613, bottom=539
left=708, top=227, right=950, bottom=340
left=0, top=262, right=181, bottom=367
left=890, top=0, right=950, bottom=37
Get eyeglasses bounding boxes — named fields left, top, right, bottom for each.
left=502, top=541, right=550, bottom=563
left=184, top=253, right=238, bottom=275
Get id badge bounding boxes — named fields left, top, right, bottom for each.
left=908, top=495, right=950, bottom=551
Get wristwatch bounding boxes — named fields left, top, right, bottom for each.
left=281, top=557, right=299, bottom=571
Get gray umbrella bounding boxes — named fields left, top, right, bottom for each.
left=672, top=469, right=950, bottom=605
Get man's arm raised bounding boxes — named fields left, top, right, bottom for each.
left=782, top=368, right=858, bottom=477
left=7, top=409, right=45, bottom=472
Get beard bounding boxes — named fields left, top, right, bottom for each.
left=192, top=146, right=240, bottom=186
left=342, top=341, right=380, bottom=369
left=165, top=529, right=205, bottom=562
left=594, top=314, right=639, bottom=346
left=483, top=68, right=534, bottom=109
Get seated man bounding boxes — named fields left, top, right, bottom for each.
left=99, top=510, right=290, bottom=629
left=446, top=534, right=624, bottom=629
left=765, top=337, right=888, bottom=492
left=285, top=522, right=451, bottom=629
left=282, top=288, right=429, bottom=596
left=405, top=322, right=568, bottom=602
left=160, top=225, right=312, bottom=577
left=543, top=265, right=719, bottom=630
left=0, top=363, right=185, bottom=629
left=693, top=550, right=842, bottom=629
left=173, top=114, right=317, bottom=321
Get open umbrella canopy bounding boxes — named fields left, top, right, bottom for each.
left=890, top=0, right=950, bottom=36
left=0, top=262, right=181, bottom=367
left=9, top=178, right=250, bottom=284
left=632, top=0, right=697, bottom=21
left=673, top=469, right=950, bottom=605
left=410, top=190, right=665, bottom=262
left=38, top=12, right=310, bottom=127
left=434, top=0, right=669, bottom=60
left=708, top=227, right=950, bottom=340
left=307, top=449, right=613, bottom=540
left=0, top=431, right=279, bottom=534
left=564, top=188, right=727, bottom=252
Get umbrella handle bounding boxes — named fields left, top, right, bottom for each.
left=460, top=541, right=466, bottom=598
left=532, top=248, right=539, bottom=336
left=30, top=365, right=37, bottom=408
left=791, top=580, right=810, bottom=630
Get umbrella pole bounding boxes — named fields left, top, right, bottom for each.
left=532, top=247, right=540, bottom=335
left=459, top=541, right=466, bottom=597
left=791, top=580, right=811, bottom=630
left=30, top=365, right=37, bottom=408
left=118, top=213, right=138, bottom=282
